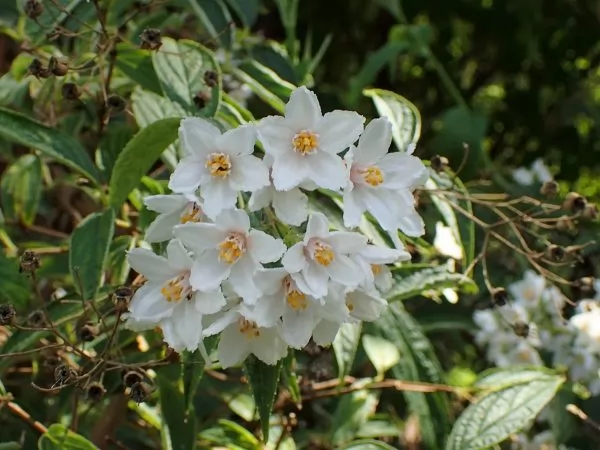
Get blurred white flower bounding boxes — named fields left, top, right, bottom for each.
left=512, top=158, right=552, bottom=186
left=143, top=193, right=206, bottom=243
left=509, top=270, right=546, bottom=308
left=257, top=86, right=365, bottom=191
left=433, top=221, right=463, bottom=260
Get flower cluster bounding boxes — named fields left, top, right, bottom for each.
left=125, top=86, right=427, bottom=368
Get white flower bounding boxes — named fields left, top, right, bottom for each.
left=248, top=155, right=309, bottom=226
left=143, top=193, right=206, bottom=243
left=512, top=158, right=552, bottom=186
left=509, top=270, right=546, bottom=308
left=282, top=212, right=367, bottom=298
left=351, top=243, right=410, bottom=292
left=257, top=86, right=365, bottom=191
left=203, top=304, right=288, bottom=368
left=169, top=119, right=269, bottom=218
left=342, top=117, right=428, bottom=234
left=174, top=208, right=286, bottom=304
left=433, top=222, right=463, bottom=260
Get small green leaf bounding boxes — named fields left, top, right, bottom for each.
left=0, top=154, right=42, bottom=225
left=0, top=107, right=100, bottom=184
left=152, top=37, right=222, bottom=115
left=237, top=60, right=296, bottom=102
left=363, top=88, right=421, bottom=153
left=38, top=424, right=98, bottom=450
left=362, top=334, right=400, bottom=376
left=244, top=355, right=283, bottom=442
left=333, top=322, right=362, bottom=379
left=115, top=42, right=163, bottom=94
left=69, top=209, right=115, bottom=301
left=386, top=266, right=477, bottom=301
left=224, top=0, right=260, bottom=27
left=446, top=375, right=565, bottom=450
left=108, top=117, right=181, bottom=209
left=331, top=382, right=379, bottom=445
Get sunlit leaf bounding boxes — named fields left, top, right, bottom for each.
left=331, top=382, right=379, bottom=445
left=362, top=334, right=400, bottom=376
left=386, top=266, right=477, bottom=301
left=38, top=424, right=98, bottom=450
left=333, top=322, right=362, bottom=379
left=0, top=154, right=42, bottom=225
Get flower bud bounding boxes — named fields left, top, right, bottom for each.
left=491, top=287, right=509, bottom=307
left=563, top=192, right=587, bottom=213
left=430, top=155, right=449, bottom=173
left=0, top=304, right=16, bottom=326
left=540, top=180, right=559, bottom=197
left=87, top=382, right=106, bottom=401
left=139, top=28, right=162, bottom=51
left=25, top=0, right=44, bottom=19
left=19, top=250, right=40, bottom=274
left=203, top=70, right=218, bottom=88
left=78, top=323, right=99, bottom=342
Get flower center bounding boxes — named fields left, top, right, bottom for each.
left=160, top=272, right=192, bottom=302
left=206, top=152, right=232, bottom=178
left=292, top=130, right=319, bottom=155
left=180, top=202, right=203, bottom=224
left=346, top=300, right=355, bottom=312
left=283, top=276, right=308, bottom=310
left=362, top=166, right=384, bottom=186
left=218, top=233, right=246, bottom=264
left=238, top=318, right=260, bottom=338
left=371, top=264, right=382, bottom=275
left=523, top=287, right=537, bottom=302
left=312, top=241, right=334, bottom=266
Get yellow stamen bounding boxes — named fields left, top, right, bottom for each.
left=206, top=152, right=231, bottom=178
left=160, top=275, right=187, bottom=302
left=238, top=318, right=260, bottom=338
left=218, top=234, right=245, bottom=264
left=287, top=290, right=308, bottom=310
left=346, top=301, right=354, bottom=312
left=180, top=203, right=203, bottom=224
left=371, top=264, right=382, bottom=275
left=313, top=242, right=334, bottom=266
left=292, top=130, right=319, bottom=155
left=362, top=166, right=384, bottom=186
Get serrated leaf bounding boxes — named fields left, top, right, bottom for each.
left=69, top=209, right=115, bottom=301
left=152, top=37, right=221, bottom=115
left=244, top=355, right=283, bottom=442
left=38, top=424, right=98, bottom=450
left=108, top=117, right=181, bottom=209
left=474, top=367, right=561, bottom=390
left=386, top=266, right=477, bottom=302
left=333, top=322, right=362, bottom=379
left=115, top=42, right=163, bottom=94
left=0, top=107, right=100, bottom=184
left=363, top=89, right=421, bottom=153
left=362, top=334, right=400, bottom=376
left=446, top=375, right=564, bottom=450
left=0, top=154, right=42, bottom=225
left=331, top=383, right=379, bottom=445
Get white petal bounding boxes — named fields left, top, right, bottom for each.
left=145, top=212, right=180, bottom=243
left=144, top=194, right=187, bottom=214
left=253, top=293, right=285, bottom=327
left=285, top=86, right=321, bottom=130
left=302, top=262, right=329, bottom=297
left=179, top=117, right=220, bottom=158
left=251, top=328, right=288, bottom=365
left=125, top=316, right=155, bottom=332
left=173, top=223, right=225, bottom=252
left=271, top=153, right=308, bottom=191
left=360, top=244, right=410, bottom=264
left=327, top=254, right=363, bottom=288
left=282, top=243, right=307, bottom=273
left=217, top=323, right=250, bottom=368
left=327, top=232, right=367, bottom=254
left=162, top=300, right=204, bottom=352
left=214, top=208, right=250, bottom=233
left=217, top=124, right=256, bottom=156
left=228, top=256, right=262, bottom=304
left=272, top=188, right=308, bottom=226
left=312, top=320, right=340, bottom=346
left=193, top=288, right=226, bottom=314
left=230, top=154, right=270, bottom=192
left=128, top=283, right=176, bottom=322
left=203, top=309, right=239, bottom=336
left=257, top=116, right=295, bottom=158
left=342, top=190, right=365, bottom=229
left=127, top=248, right=177, bottom=282
left=397, top=211, right=425, bottom=237
left=166, top=239, right=193, bottom=271
left=354, top=117, right=392, bottom=164
left=282, top=307, right=316, bottom=349
left=168, top=157, right=206, bottom=193
left=248, top=186, right=274, bottom=212
left=348, top=289, right=387, bottom=321
left=255, top=268, right=288, bottom=295
left=315, top=110, right=365, bottom=154
left=305, top=212, right=329, bottom=239
left=189, top=250, right=231, bottom=292
left=200, top=179, right=239, bottom=219
left=381, top=153, right=428, bottom=189
left=306, top=151, right=347, bottom=190
left=248, top=230, right=286, bottom=263
left=362, top=189, right=405, bottom=231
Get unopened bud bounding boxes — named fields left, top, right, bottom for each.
left=556, top=215, right=575, bottom=232
left=563, top=192, right=587, bottom=213
left=140, top=28, right=162, bottom=51
left=0, top=304, right=16, bottom=326
left=540, top=180, right=559, bottom=197
left=87, top=382, right=106, bottom=401
left=491, top=287, right=509, bottom=307
left=25, top=0, right=44, bottom=19
left=430, top=155, right=449, bottom=173
left=576, top=277, right=596, bottom=295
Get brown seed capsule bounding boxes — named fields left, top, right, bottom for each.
left=25, top=0, right=44, bottom=19
left=491, top=287, right=509, bottom=307
left=140, top=28, right=162, bottom=51
left=106, top=94, right=126, bottom=112
left=123, top=370, right=144, bottom=388
left=48, top=56, right=69, bottom=77
left=61, top=83, right=80, bottom=101
left=113, top=285, right=133, bottom=311
left=563, top=192, right=587, bottom=213
left=87, top=382, right=106, bottom=401
left=583, top=203, right=598, bottom=220
left=129, top=381, right=150, bottom=404
left=193, top=90, right=211, bottom=110
left=576, top=277, right=596, bottom=295
left=78, top=323, right=99, bottom=342
left=512, top=320, right=531, bottom=338
left=203, top=70, right=218, bottom=88
left=27, top=310, right=46, bottom=327
left=545, top=244, right=566, bottom=262
left=0, top=304, right=16, bottom=326
left=430, top=155, right=449, bottom=173
left=19, top=250, right=40, bottom=274
left=556, top=215, right=575, bottom=232
left=540, top=180, right=559, bottom=197
left=54, top=364, right=77, bottom=386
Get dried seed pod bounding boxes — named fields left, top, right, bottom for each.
left=19, top=250, right=40, bottom=274
left=491, top=287, right=509, bottom=307
left=139, top=28, right=162, bottom=51
left=25, top=0, right=44, bottom=19
left=123, top=370, right=144, bottom=388
left=129, top=381, right=150, bottom=404
left=106, top=94, right=126, bottom=112
left=87, top=382, right=106, bottom=401
left=113, top=285, right=133, bottom=311
left=540, top=180, right=559, bottom=197
left=576, top=277, right=596, bottom=295
left=61, top=82, right=81, bottom=101
left=48, top=56, right=68, bottom=77
left=583, top=203, right=598, bottom=220
left=54, top=364, right=77, bottom=386
left=27, top=310, right=46, bottom=327
left=430, top=155, right=449, bottom=173
left=545, top=244, right=566, bottom=262
left=193, top=90, right=211, bottom=110
left=563, top=192, right=587, bottom=213
left=556, top=215, right=575, bottom=232
left=0, top=304, right=16, bottom=326
left=78, top=323, right=99, bottom=342
left=203, top=70, right=218, bottom=88
left=511, top=320, right=531, bottom=338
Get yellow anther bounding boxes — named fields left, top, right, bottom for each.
left=346, top=301, right=354, bottom=312
left=313, top=242, right=334, bottom=266
left=286, top=290, right=308, bottom=310
left=160, top=276, right=186, bottom=302
left=371, top=264, right=382, bottom=275
left=206, top=152, right=231, bottom=178
left=292, top=130, right=319, bottom=155
left=218, top=234, right=245, bottom=264
left=238, top=318, right=260, bottom=338
left=362, top=166, right=384, bottom=186
left=180, top=203, right=203, bottom=224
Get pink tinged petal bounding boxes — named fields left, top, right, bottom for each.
left=380, top=154, right=429, bottom=189
left=282, top=307, right=316, bottom=348
left=342, top=190, right=364, bottom=229
left=354, top=117, right=393, bottom=165
left=203, top=309, right=240, bottom=336
left=179, top=117, right=220, bottom=158
left=282, top=243, right=307, bottom=273
left=217, top=124, right=257, bottom=156
left=217, top=324, right=251, bottom=368
left=272, top=188, right=308, bottom=226
left=305, top=212, right=329, bottom=239
left=127, top=248, right=177, bottom=282
left=248, top=230, right=286, bottom=264
left=173, top=223, right=226, bottom=252
left=145, top=212, right=181, bottom=243
left=255, top=268, right=288, bottom=295
left=285, top=86, right=322, bottom=130
left=230, top=154, right=270, bottom=191
left=327, top=231, right=367, bottom=254
left=257, top=116, right=295, bottom=157
left=302, top=262, right=330, bottom=298
left=200, top=179, right=239, bottom=219
left=128, top=283, right=176, bottom=322
left=248, top=186, right=274, bottom=212
left=271, top=154, right=308, bottom=191
left=214, top=208, right=250, bottom=233
left=189, top=250, right=231, bottom=292
left=306, top=151, right=348, bottom=191
left=312, top=320, right=341, bottom=346
left=253, top=293, right=285, bottom=327
left=193, top=288, right=226, bottom=314
left=251, top=328, right=288, bottom=365
left=168, top=157, right=206, bottom=193
left=228, top=257, right=262, bottom=304
left=166, top=239, right=193, bottom=271
left=397, top=211, right=425, bottom=237
left=315, top=110, right=365, bottom=154
left=144, top=194, right=188, bottom=214
left=327, top=254, right=364, bottom=288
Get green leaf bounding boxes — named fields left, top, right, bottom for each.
left=363, top=89, right=421, bottom=153
left=282, top=351, right=301, bottom=403
left=115, top=42, right=163, bottom=94
left=0, top=442, right=21, bottom=450
left=0, top=154, right=42, bottom=225
left=386, top=266, right=477, bottom=302
left=446, top=375, right=565, bottom=450
left=38, top=424, right=98, bottom=450
left=152, top=37, right=222, bottom=115
left=474, top=366, right=561, bottom=390
left=0, top=107, right=100, bottom=184
left=362, top=334, right=400, bottom=376
left=331, top=382, right=379, bottom=445
left=244, top=355, right=283, bottom=442
left=340, top=439, right=398, bottom=450
left=69, top=209, right=115, bottom=301
left=224, top=0, right=260, bottom=27
left=237, top=60, right=296, bottom=102
left=230, top=67, right=287, bottom=114
left=108, top=117, right=181, bottom=209
left=333, top=322, right=362, bottom=379
left=183, top=340, right=215, bottom=412
left=188, top=0, right=234, bottom=49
